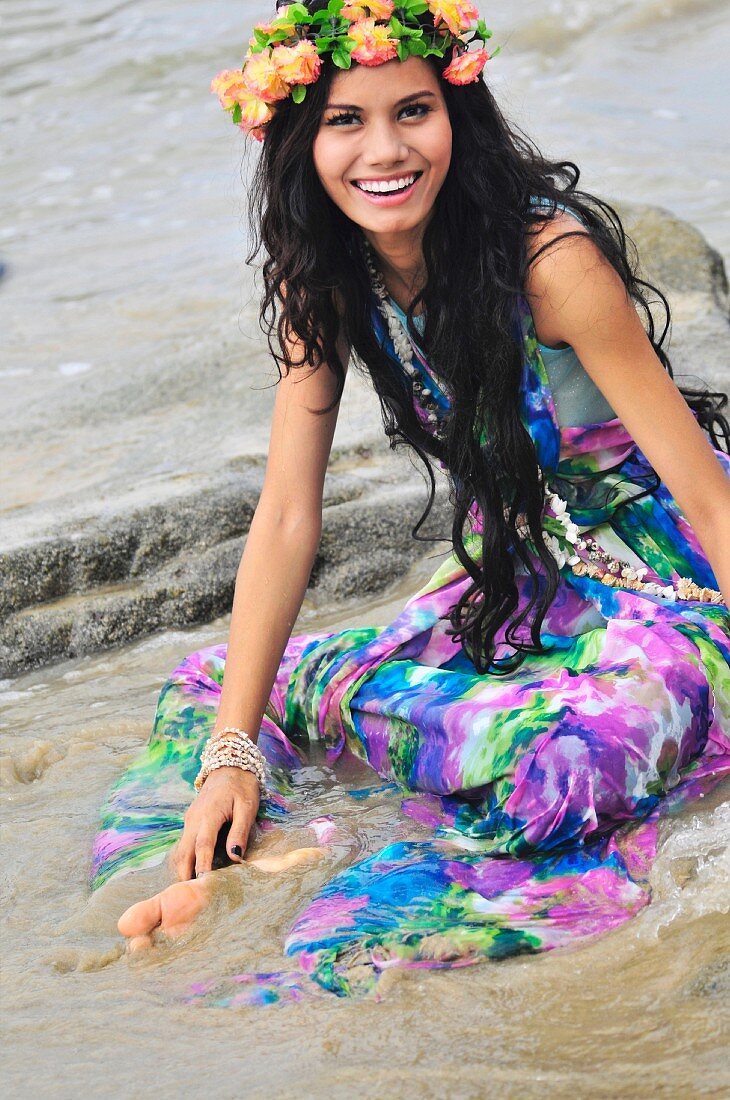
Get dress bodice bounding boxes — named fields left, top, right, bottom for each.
left=388, top=301, right=617, bottom=429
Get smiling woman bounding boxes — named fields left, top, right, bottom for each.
left=92, top=0, right=730, bottom=1006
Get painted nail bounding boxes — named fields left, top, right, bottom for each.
left=231, top=845, right=242, bottom=857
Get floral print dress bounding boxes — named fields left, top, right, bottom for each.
left=90, top=283, right=730, bottom=1007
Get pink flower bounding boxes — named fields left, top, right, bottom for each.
left=427, top=0, right=479, bottom=36
left=238, top=94, right=274, bottom=134
left=349, top=18, right=398, bottom=66
left=242, top=51, right=291, bottom=102
left=271, top=40, right=322, bottom=86
left=442, top=45, right=490, bottom=84
left=210, top=69, right=250, bottom=111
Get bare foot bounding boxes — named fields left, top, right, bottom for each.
left=117, top=846, right=325, bottom=951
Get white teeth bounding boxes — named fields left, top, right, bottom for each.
left=355, top=174, right=417, bottom=194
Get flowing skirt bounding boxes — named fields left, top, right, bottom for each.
left=91, top=469, right=730, bottom=1005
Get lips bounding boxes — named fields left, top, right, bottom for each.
left=349, top=171, right=424, bottom=208
left=351, top=170, right=423, bottom=194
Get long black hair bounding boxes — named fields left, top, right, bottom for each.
left=245, top=4, right=729, bottom=674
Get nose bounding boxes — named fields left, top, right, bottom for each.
left=360, top=115, right=409, bottom=168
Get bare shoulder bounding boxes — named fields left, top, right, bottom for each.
left=524, top=210, right=604, bottom=348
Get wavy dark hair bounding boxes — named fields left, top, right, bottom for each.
left=245, top=3, right=729, bottom=674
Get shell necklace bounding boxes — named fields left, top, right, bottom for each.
left=360, top=236, right=449, bottom=439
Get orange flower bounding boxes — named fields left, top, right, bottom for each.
left=271, top=40, right=322, bottom=85
left=427, top=0, right=479, bottom=36
left=349, top=19, right=398, bottom=66
left=442, top=45, right=489, bottom=84
left=210, top=69, right=250, bottom=110
left=242, top=51, right=291, bottom=102
left=238, top=94, right=274, bottom=133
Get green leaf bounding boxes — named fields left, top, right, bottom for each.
left=253, top=27, right=269, bottom=46
left=231, top=102, right=242, bottom=124
left=327, top=0, right=344, bottom=14
left=286, top=3, right=312, bottom=21
left=332, top=45, right=353, bottom=68
left=309, top=10, right=332, bottom=24
left=407, top=37, right=427, bottom=56
left=391, top=18, right=421, bottom=38
left=396, top=40, right=409, bottom=61
left=315, top=35, right=336, bottom=47
left=291, top=83, right=307, bottom=104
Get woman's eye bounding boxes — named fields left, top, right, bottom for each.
left=324, top=103, right=431, bottom=127
left=400, top=103, right=430, bottom=119
left=325, top=111, right=359, bottom=127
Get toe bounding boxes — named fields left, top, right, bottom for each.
left=118, top=894, right=163, bottom=938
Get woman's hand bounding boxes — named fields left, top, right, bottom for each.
left=172, top=766, right=261, bottom=881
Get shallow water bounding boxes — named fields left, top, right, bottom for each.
left=2, top=1, right=730, bottom=1095
left=2, top=553, right=730, bottom=1098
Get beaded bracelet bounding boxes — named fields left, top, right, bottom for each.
left=194, top=725, right=267, bottom=794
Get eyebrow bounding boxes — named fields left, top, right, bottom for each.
left=324, top=90, right=437, bottom=111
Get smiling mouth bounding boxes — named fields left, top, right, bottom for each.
left=351, top=171, right=423, bottom=195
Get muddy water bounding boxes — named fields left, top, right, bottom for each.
left=2, top=551, right=729, bottom=1098
left=2, top=1, right=730, bottom=1095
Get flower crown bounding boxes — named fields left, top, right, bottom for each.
left=210, top=0, right=498, bottom=140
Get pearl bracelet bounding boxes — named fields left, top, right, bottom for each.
left=194, top=726, right=267, bottom=794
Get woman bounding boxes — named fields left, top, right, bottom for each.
left=93, top=1, right=730, bottom=1004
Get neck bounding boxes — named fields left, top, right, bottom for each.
left=361, top=225, right=427, bottom=301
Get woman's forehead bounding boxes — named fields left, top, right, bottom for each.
left=328, top=56, right=440, bottom=101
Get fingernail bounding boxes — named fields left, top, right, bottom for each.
left=231, top=845, right=242, bottom=857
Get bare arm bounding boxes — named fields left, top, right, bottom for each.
left=174, top=317, right=350, bottom=879
left=526, top=215, right=730, bottom=603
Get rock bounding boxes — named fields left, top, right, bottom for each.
left=613, top=201, right=730, bottom=395
left=0, top=470, right=452, bottom=677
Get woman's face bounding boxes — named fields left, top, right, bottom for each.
left=312, top=56, right=452, bottom=248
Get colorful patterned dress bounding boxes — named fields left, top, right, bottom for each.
left=91, top=261, right=730, bottom=1007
